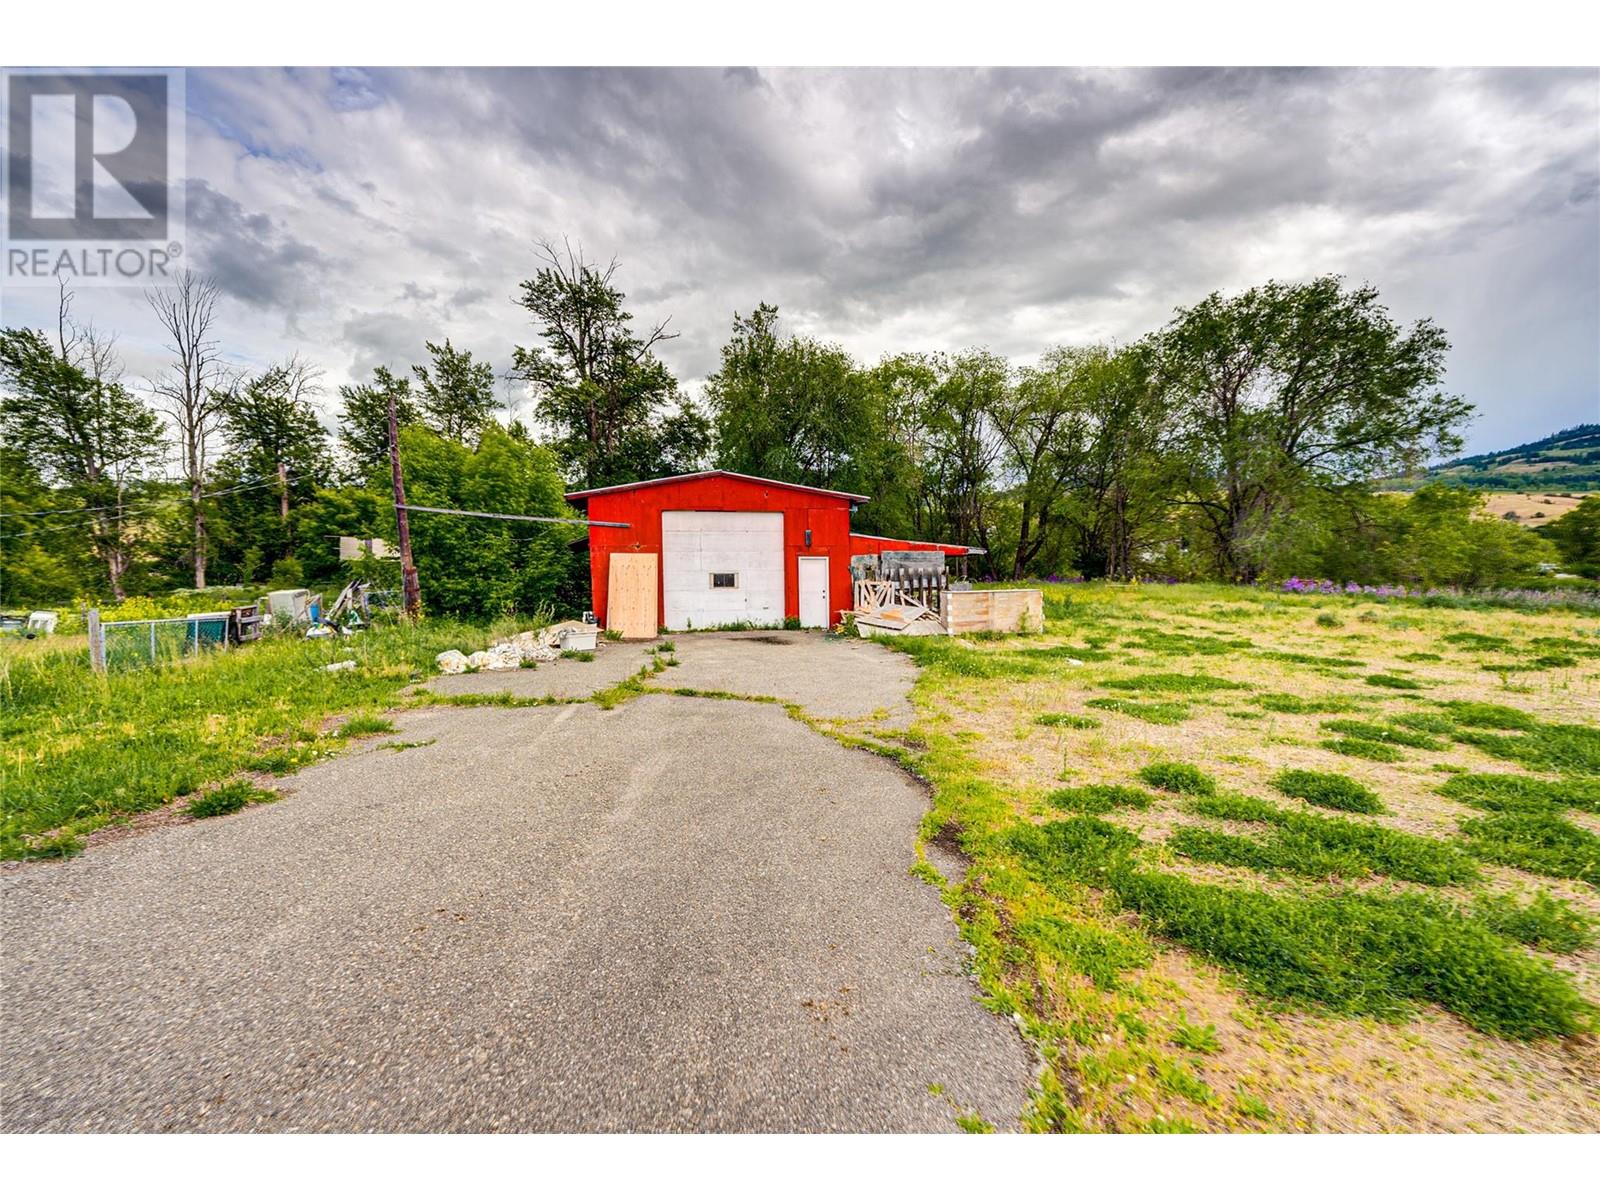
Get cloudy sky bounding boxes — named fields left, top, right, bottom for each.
left=4, top=66, right=1597, bottom=457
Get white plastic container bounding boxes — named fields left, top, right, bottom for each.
left=558, top=626, right=598, bottom=652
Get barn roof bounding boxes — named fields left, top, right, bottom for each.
left=564, top=470, right=870, bottom=504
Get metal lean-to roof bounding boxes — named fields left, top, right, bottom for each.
left=564, top=470, right=870, bottom=504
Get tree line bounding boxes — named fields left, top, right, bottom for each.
left=3, top=241, right=1589, bottom=617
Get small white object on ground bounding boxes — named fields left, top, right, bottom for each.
left=323, top=660, right=358, bottom=673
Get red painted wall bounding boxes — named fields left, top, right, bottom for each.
left=576, top=475, right=857, bottom=630
left=847, top=533, right=971, bottom=557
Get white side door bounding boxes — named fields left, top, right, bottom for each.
left=798, top=556, right=830, bottom=629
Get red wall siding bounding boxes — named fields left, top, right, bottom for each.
left=582, top=477, right=856, bottom=630
left=847, top=533, right=971, bottom=556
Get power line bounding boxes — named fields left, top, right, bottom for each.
left=396, top=503, right=629, bottom=529
left=0, top=475, right=313, bottom=540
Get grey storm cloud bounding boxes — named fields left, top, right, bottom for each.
left=5, top=66, right=1595, bottom=452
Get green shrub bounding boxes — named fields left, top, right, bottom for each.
left=560, top=650, right=596, bottom=662
left=1138, top=762, right=1217, bottom=796
left=1322, top=737, right=1403, bottom=762
left=1035, top=712, right=1102, bottom=730
left=1047, top=784, right=1156, bottom=814
left=1085, top=697, right=1192, bottom=725
left=1460, top=811, right=1600, bottom=886
left=1315, top=612, right=1342, bottom=629
left=188, top=780, right=274, bottom=819
left=1365, top=673, right=1425, bottom=690
left=1473, top=892, right=1593, bottom=954
left=1271, top=768, right=1384, bottom=814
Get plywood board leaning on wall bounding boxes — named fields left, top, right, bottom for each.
left=607, top=553, right=659, bottom=639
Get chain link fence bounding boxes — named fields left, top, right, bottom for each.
left=90, top=613, right=231, bottom=672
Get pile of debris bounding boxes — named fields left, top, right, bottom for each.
left=436, top=619, right=599, bottom=675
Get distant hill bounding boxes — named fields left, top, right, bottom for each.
left=1386, top=424, right=1600, bottom=494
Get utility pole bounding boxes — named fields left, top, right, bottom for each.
left=387, top=389, right=422, bottom=620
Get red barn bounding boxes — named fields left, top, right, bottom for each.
left=566, top=470, right=969, bottom=633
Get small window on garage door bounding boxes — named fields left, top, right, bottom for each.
left=711, top=572, right=738, bottom=589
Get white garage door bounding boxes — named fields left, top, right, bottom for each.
left=662, top=510, right=785, bottom=631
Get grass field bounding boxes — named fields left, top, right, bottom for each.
left=863, top=582, right=1600, bottom=1131
left=1478, top=491, right=1592, bottom=529
left=0, top=618, right=489, bottom=859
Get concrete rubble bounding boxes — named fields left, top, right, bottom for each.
left=435, top=620, right=598, bottom=675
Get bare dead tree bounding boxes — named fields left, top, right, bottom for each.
left=146, top=271, right=231, bottom=588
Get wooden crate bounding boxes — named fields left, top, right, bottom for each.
left=941, top=588, right=1043, bottom=635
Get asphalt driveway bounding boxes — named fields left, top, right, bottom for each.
left=1, top=636, right=1030, bottom=1132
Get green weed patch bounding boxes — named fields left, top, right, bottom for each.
left=1138, top=762, right=1217, bottom=796
left=1010, top=815, right=1588, bottom=1037
left=1322, top=736, right=1404, bottom=762
left=1438, top=772, right=1600, bottom=815
left=1085, top=697, right=1192, bottom=725
left=1047, top=784, right=1156, bottom=814
left=1253, top=693, right=1362, bottom=714
left=1365, top=673, right=1425, bottom=690
left=1473, top=893, right=1593, bottom=954
left=1015, top=914, right=1154, bottom=989
left=1182, top=796, right=1476, bottom=886
left=187, top=780, right=275, bottom=819
left=1460, top=811, right=1600, bottom=887
left=1320, top=719, right=1446, bottom=751
left=1100, top=672, right=1248, bottom=695
left=1035, top=712, right=1102, bottom=729
left=1271, top=768, right=1384, bottom=814
left=1453, top=722, right=1600, bottom=776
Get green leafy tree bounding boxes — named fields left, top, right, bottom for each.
left=0, top=313, right=165, bottom=599
left=511, top=239, right=708, bottom=487
left=211, top=358, right=334, bottom=583
left=706, top=304, right=880, bottom=493
left=1154, top=276, right=1471, bottom=580
left=1538, top=496, right=1600, bottom=578
left=412, top=338, right=497, bottom=443
left=392, top=424, right=582, bottom=617
left=996, top=344, right=1174, bottom=580
left=1280, top=484, right=1544, bottom=588
left=338, top=366, right=420, bottom=479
